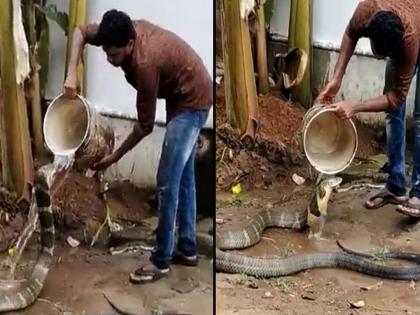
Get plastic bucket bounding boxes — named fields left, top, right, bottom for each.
left=43, top=94, right=114, bottom=170
left=302, top=105, right=358, bottom=174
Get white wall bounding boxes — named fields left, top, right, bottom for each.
left=270, top=0, right=373, bottom=54
left=45, top=0, right=213, bottom=128
left=270, top=0, right=420, bottom=128
left=44, top=0, right=213, bottom=187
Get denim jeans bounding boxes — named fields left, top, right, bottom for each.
left=385, top=59, right=420, bottom=198
left=150, top=109, right=209, bottom=269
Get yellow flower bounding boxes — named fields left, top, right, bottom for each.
left=231, top=183, right=241, bottom=195
left=8, top=247, right=15, bottom=256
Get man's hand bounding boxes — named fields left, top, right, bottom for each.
left=328, top=101, right=356, bottom=119
left=91, top=152, right=120, bottom=170
left=63, top=75, right=78, bottom=99
left=319, top=78, right=341, bottom=104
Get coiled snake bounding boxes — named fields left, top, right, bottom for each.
left=215, top=176, right=420, bottom=280
left=0, top=165, right=55, bottom=312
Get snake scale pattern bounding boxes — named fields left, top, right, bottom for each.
left=215, top=178, right=420, bottom=280
left=0, top=165, right=55, bottom=312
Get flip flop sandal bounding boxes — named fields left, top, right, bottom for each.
left=365, top=189, right=406, bottom=210
left=172, top=252, right=199, bottom=266
left=396, top=202, right=420, bottom=218
left=129, top=266, right=170, bottom=284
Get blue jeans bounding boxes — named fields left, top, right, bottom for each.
left=150, top=109, right=209, bottom=269
left=385, top=60, right=420, bottom=198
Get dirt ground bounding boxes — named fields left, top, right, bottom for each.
left=215, top=85, right=420, bottom=314
left=0, top=171, right=213, bottom=315
left=215, top=185, right=420, bottom=315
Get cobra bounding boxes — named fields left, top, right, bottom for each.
left=0, top=164, right=55, bottom=311
left=215, top=176, right=420, bottom=280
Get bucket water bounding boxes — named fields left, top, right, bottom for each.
left=43, top=94, right=114, bottom=171
left=302, top=105, right=358, bottom=174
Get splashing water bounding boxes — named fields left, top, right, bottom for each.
left=53, top=152, right=76, bottom=172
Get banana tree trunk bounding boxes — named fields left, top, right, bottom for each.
left=255, top=3, right=269, bottom=94
left=66, top=0, right=87, bottom=96
left=36, top=0, right=50, bottom=101
left=0, top=0, right=34, bottom=201
left=23, top=0, right=46, bottom=161
left=220, top=0, right=258, bottom=141
left=288, top=0, right=313, bottom=107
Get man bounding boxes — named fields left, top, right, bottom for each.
left=320, top=0, right=420, bottom=217
left=64, top=9, right=212, bottom=283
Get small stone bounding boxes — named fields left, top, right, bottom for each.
left=248, top=282, right=258, bottom=289
left=349, top=300, right=365, bottom=308
left=292, top=173, right=305, bottom=185
left=263, top=291, right=273, bottom=299
left=66, top=236, right=80, bottom=248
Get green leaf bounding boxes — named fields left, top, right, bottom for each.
left=264, top=0, right=275, bottom=27
left=34, top=3, right=69, bottom=36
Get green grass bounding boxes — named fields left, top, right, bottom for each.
left=272, top=277, right=292, bottom=293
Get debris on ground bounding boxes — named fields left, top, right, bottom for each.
left=292, top=173, right=306, bottom=185
left=262, top=291, right=273, bottom=299
left=360, top=281, right=383, bottom=291
left=66, top=236, right=80, bottom=248
left=348, top=300, right=365, bottom=309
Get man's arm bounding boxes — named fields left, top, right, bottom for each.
left=112, top=69, right=160, bottom=161
left=64, top=24, right=100, bottom=98
left=64, top=29, right=85, bottom=97
left=319, top=34, right=357, bottom=102
left=320, top=1, right=370, bottom=103
left=333, top=34, right=357, bottom=84
left=331, top=38, right=419, bottom=120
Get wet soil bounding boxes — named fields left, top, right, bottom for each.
left=216, top=181, right=420, bottom=315
left=216, top=83, right=420, bottom=314
left=0, top=171, right=213, bottom=315
left=2, top=243, right=213, bottom=315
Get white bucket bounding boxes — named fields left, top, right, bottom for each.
left=43, top=94, right=114, bottom=170
left=302, top=105, right=358, bottom=174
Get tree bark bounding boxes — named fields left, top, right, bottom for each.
left=36, top=0, right=50, bottom=101
left=0, top=0, right=34, bottom=202
left=23, top=0, right=46, bottom=161
left=288, top=0, right=313, bottom=107
left=255, top=3, right=269, bottom=94
left=220, top=0, right=258, bottom=141
left=66, top=0, right=87, bottom=96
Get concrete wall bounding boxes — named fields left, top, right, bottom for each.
left=268, top=0, right=418, bottom=129
left=44, top=0, right=214, bottom=188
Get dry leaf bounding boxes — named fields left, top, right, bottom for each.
left=410, top=280, right=416, bottom=290
left=361, top=281, right=383, bottom=291
left=292, top=173, right=305, bottom=185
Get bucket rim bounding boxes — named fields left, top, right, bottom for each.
left=302, top=107, right=358, bottom=175
left=43, top=93, right=91, bottom=156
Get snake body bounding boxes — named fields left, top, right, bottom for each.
left=215, top=176, right=420, bottom=280
left=0, top=165, right=55, bottom=312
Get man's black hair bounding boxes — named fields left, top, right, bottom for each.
left=96, top=9, right=135, bottom=47
left=366, top=11, right=404, bottom=57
